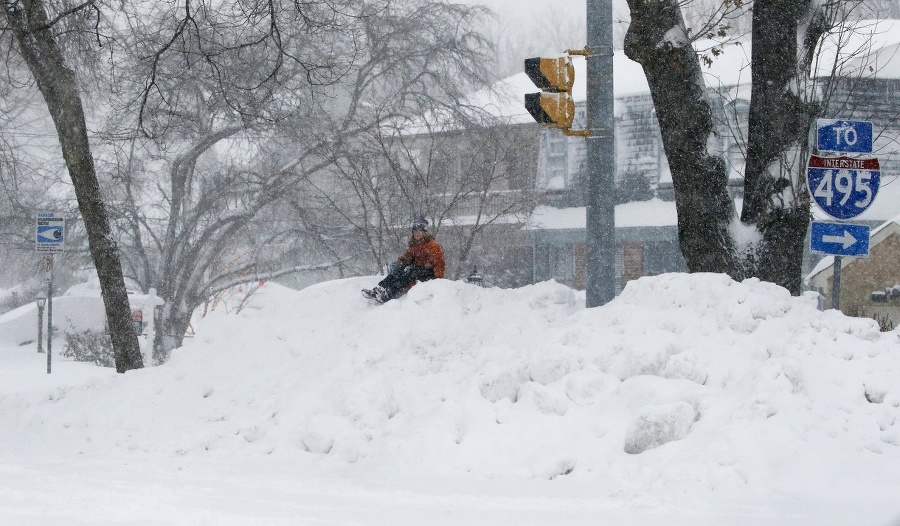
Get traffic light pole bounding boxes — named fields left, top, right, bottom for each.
left=585, top=0, right=616, bottom=307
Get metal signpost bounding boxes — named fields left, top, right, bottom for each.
left=809, top=120, right=879, bottom=310
left=141, top=289, right=166, bottom=367
left=35, top=211, right=65, bottom=374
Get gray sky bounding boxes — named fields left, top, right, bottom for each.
left=467, top=1, right=631, bottom=24
left=463, top=0, right=632, bottom=75
left=472, top=0, right=586, bottom=23
left=462, top=0, right=588, bottom=71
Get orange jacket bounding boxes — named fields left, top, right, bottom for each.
left=397, top=235, right=445, bottom=279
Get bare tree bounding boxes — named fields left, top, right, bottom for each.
left=88, top=0, right=495, bottom=360
left=2, top=0, right=143, bottom=372
left=328, top=116, right=536, bottom=281
left=488, top=4, right=588, bottom=78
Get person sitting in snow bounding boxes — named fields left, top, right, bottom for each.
left=362, top=217, right=445, bottom=303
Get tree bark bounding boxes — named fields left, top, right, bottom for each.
left=624, top=0, right=738, bottom=276
left=4, top=0, right=143, bottom=372
left=742, top=0, right=820, bottom=294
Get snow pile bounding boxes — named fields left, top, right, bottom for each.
left=2, top=273, right=899, bottom=518
left=0, top=282, right=163, bottom=348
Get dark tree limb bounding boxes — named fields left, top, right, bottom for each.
left=624, top=0, right=738, bottom=276
left=743, top=0, right=822, bottom=294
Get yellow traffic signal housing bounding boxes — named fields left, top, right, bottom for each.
left=524, top=57, right=575, bottom=92
left=525, top=92, right=575, bottom=129
left=524, top=54, right=586, bottom=136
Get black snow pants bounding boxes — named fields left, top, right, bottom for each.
left=378, top=264, right=436, bottom=301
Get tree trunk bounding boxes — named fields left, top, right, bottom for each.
left=742, top=0, right=821, bottom=294
left=624, top=0, right=738, bottom=276
left=625, top=0, right=823, bottom=294
left=4, top=0, right=143, bottom=372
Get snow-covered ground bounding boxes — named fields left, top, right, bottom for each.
left=1, top=273, right=899, bottom=525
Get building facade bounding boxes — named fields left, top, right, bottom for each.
left=422, top=20, right=900, bottom=294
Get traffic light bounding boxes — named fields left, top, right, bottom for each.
left=524, top=55, right=584, bottom=136
left=525, top=56, right=574, bottom=92
left=525, top=92, right=575, bottom=129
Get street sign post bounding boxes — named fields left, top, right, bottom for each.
left=807, top=156, right=880, bottom=220
left=35, top=211, right=64, bottom=374
left=816, top=119, right=873, bottom=153
left=811, top=119, right=880, bottom=311
left=810, top=221, right=870, bottom=257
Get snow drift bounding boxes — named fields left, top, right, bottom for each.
left=2, top=273, right=899, bottom=519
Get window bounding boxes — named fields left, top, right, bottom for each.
left=615, top=242, right=645, bottom=291
left=542, top=131, right=569, bottom=190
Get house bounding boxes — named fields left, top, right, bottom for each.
left=525, top=200, right=686, bottom=292
left=514, top=24, right=900, bottom=292
left=463, top=42, right=749, bottom=291
left=417, top=19, right=900, bottom=293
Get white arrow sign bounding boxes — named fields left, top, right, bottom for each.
left=822, top=230, right=858, bottom=249
left=811, top=221, right=869, bottom=257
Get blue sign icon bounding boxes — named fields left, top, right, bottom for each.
left=807, top=156, right=880, bottom=220
left=810, top=221, right=870, bottom=257
left=37, top=226, right=64, bottom=242
left=817, top=119, right=873, bottom=153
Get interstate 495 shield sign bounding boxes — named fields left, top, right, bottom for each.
left=807, top=155, right=880, bottom=220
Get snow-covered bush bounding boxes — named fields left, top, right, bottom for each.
left=62, top=328, right=115, bottom=368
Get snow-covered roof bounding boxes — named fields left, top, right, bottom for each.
left=475, top=19, right=900, bottom=125
left=815, top=19, right=900, bottom=79
left=469, top=41, right=752, bottom=123
left=524, top=198, right=754, bottom=231
left=525, top=198, right=680, bottom=231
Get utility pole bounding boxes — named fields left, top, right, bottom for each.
left=585, top=0, right=616, bottom=307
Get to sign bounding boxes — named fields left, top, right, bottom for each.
left=810, top=221, right=870, bottom=257
left=817, top=119, right=873, bottom=153
left=35, top=211, right=66, bottom=253
left=807, top=156, right=880, bottom=220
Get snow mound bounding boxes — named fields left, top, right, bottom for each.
left=2, top=273, right=899, bottom=506
left=623, top=401, right=695, bottom=454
